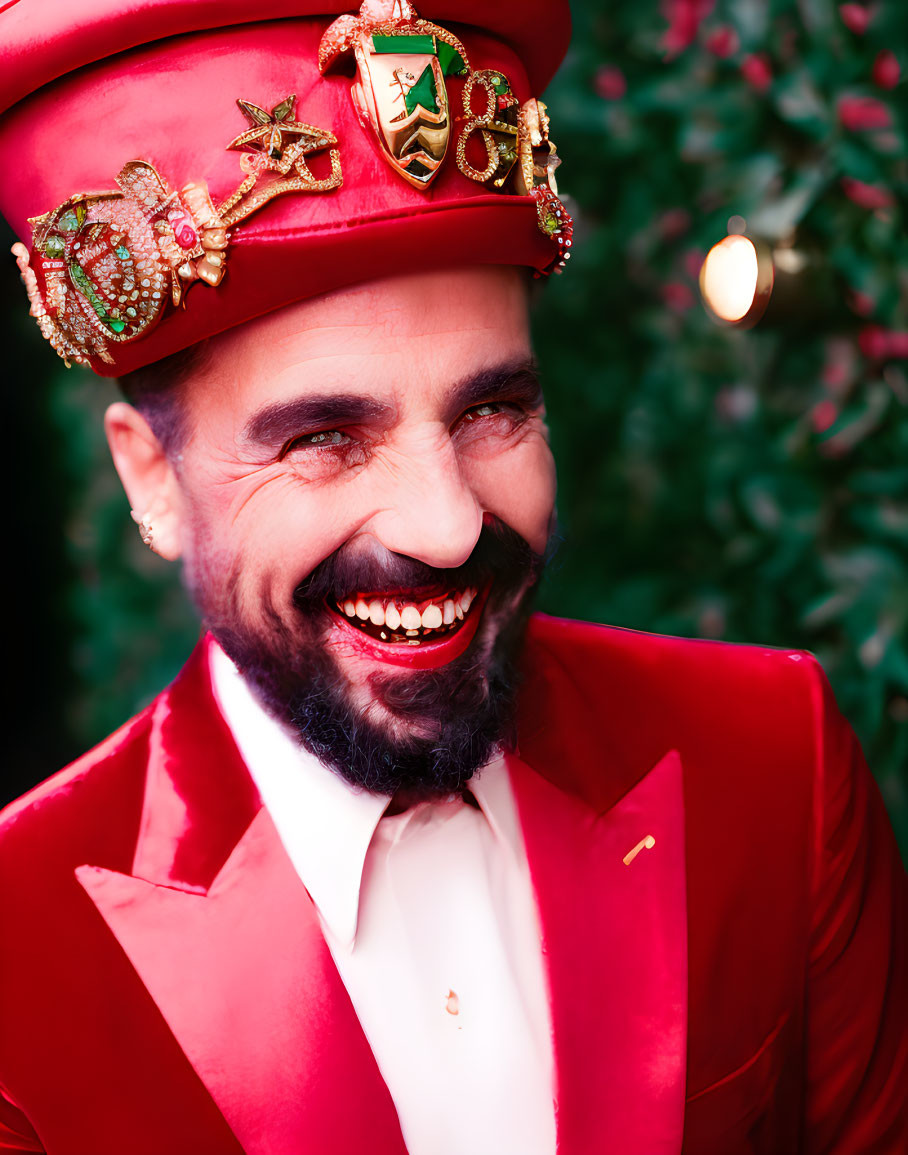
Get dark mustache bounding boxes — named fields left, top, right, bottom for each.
left=293, top=519, right=543, bottom=609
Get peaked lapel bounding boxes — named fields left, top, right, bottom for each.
left=75, top=625, right=687, bottom=1154
left=76, top=638, right=406, bottom=1155
left=509, top=746, right=688, bottom=1154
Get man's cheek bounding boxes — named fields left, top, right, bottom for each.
left=468, top=437, right=556, bottom=557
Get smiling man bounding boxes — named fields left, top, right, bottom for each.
left=1, top=2, right=906, bottom=1153
left=108, top=267, right=553, bottom=805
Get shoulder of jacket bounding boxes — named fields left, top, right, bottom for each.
left=0, top=698, right=156, bottom=860
left=528, top=610, right=827, bottom=682
left=521, top=612, right=830, bottom=780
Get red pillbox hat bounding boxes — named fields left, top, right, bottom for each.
left=0, top=0, right=573, bottom=376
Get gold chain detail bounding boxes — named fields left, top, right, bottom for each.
left=455, top=71, right=503, bottom=183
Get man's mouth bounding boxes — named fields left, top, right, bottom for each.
left=329, top=586, right=480, bottom=645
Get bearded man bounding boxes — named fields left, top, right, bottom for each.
left=0, top=2, right=905, bottom=1153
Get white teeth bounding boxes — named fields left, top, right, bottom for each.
left=400, top=605, right=422, bottom=630
left=342, top=589, right=480, bottom=635
left=421, top=604, right=443, bottom=629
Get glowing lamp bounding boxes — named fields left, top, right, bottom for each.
left=699, top=233, right=774, bottom=328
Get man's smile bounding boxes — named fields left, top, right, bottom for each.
left=331, top=585, right=480, bottom=642
left=325, top=583, right=491, bottom=670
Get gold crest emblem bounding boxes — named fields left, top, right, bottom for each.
left=319, top=0, right=469, bottom=189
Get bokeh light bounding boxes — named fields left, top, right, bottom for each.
left=699, top=234, right=774, bottom=327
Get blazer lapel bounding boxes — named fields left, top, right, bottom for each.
left=74, top=625, right=687, bottom=1152
left=75, top=638, right=406, bottom=1155
left=509, top=747, right=688, bottom=1154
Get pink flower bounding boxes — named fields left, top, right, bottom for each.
left=660, top=281, right=696, bottom=312
left=811, top=399, right=839, bottom=434
left=595, top=65, right=627, bottom=101
left=858, top=326, right=908, bottom=360
left=847, top=289, right=876, bottom=317
left=705, top=24, right=739, bottom=58
left=741, top=54, right=773, bottom=92
left=661, top=0, right=715, bottom=59
left=658, top=208, right=692, bottom=241
left=838, top=94, right=892, bottom=131
left=839, top=4, right=871, bottom=34
left=872, top=51, right=900, bottom=90
left=821, top=339, right=855, bottom=392
left=841, top=176, right=895, bottom=209
left=683, top=248, right=706, bottom=280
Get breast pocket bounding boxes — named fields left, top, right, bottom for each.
left=683, top=1013, right=795, bottom=1155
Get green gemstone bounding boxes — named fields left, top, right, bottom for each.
left=115, top=245, right=130, bottom=260
left=437, top=40, right=467, bottom=76
left=107, top=319, right=126, bottom=333
left=44, top=235, right=65, bottom=258
left=58, top=210, right=79, bottom=231
left=404, top=64, right=440, bottom=116
left=372, top=33, right=436, bottom=55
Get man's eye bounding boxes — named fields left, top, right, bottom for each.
left=462, top=402, right=504, bottom=422
left=282, top=429, right=349, bottom=455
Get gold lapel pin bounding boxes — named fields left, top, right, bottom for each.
left=623, top=834, right=656, bottom=866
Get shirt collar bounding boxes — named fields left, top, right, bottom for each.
left=210, top=642, right=387, bottom=948
left=208, top=641, right=519, bottom=947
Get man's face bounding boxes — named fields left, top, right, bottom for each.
left=170, top=266, right=556, bottom=797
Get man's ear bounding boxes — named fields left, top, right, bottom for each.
left=104, top=402, right=184, bottom=561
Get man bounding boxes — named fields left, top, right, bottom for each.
left=1, top=1, right=905, bottom=1152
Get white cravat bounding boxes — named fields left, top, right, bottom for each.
left=210, top=643, right=557, bottom=1155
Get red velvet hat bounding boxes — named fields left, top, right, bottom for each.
left=0, top=0, right=573, bottom=376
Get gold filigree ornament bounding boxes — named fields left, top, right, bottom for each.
left=319, top=2, right=573, bottom=271
left=12, top=94, right=342, bottom=368
left=319, top=0, right=470, bottom=189
left=456, top=75, right=573, bottom=273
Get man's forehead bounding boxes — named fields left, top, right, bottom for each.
left=187, top=266, right=534, bottom=421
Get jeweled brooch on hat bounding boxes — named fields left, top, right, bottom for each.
left=12, top=3, right=573, bottom=373
left=319, top=0, right=469, bottom=189
left=13, top=96, right=342, bottom=367
left=319, top=1, right=573, bottom=263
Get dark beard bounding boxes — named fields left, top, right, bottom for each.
left=201, top=521, right=545, bottom=800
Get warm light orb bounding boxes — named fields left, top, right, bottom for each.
left=700, top=235, right=760, bottom=322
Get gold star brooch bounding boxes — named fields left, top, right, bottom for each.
left=227, top=95, right=334, bottom=167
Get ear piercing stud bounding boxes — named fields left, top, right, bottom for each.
left=130, top=509, right=155, bottom=551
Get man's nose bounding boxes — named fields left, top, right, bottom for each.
left=367, top=437, right=483, bottom=571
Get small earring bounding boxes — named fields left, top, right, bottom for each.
left=130, top=509, right=155, bottom=551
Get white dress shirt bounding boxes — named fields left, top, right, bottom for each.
left=210, top=643, right=557, bottom=1155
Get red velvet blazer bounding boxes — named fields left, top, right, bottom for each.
left=0, top=616, right=905, bottom=1153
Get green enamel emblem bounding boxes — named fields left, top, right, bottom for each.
left=404, top=65, right=440, bottom=116
left=437, top=40, right=467, bottom=76
left=372, top=33, right=436, bottom=55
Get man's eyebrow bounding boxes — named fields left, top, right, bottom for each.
left=446, top=359, right=543, bottom=418
left=242, top=394, right=392, bottom=446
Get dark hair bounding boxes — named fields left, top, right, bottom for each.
left=116, top=339, right=211, bottom=456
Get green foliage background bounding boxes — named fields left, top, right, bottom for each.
left=5, top=0, right=907, bottom=859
